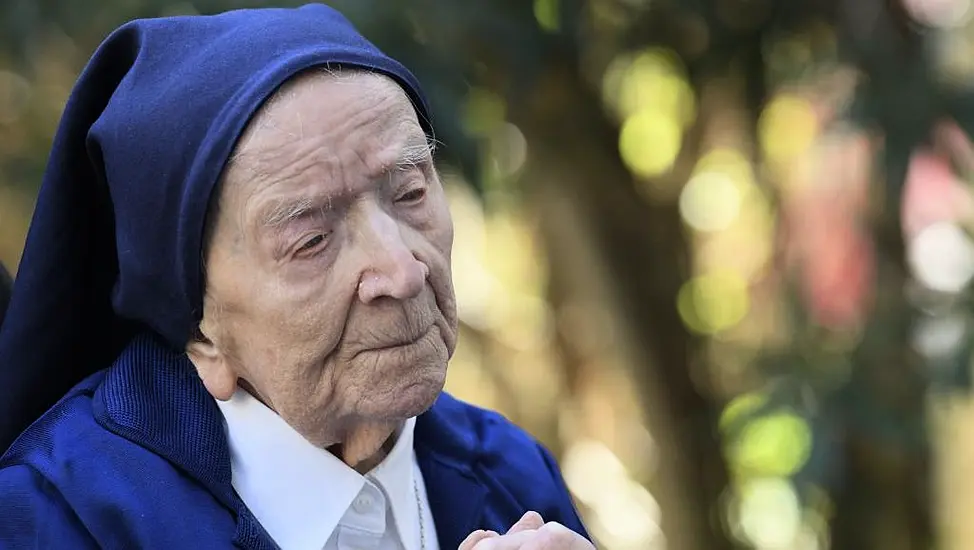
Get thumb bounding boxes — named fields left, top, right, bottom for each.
left=459, top=530, right=499, bottom=550
left=507, top=511, right=544, bottom=534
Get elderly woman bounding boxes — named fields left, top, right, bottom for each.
left=0, top=5, right=593, bottom=550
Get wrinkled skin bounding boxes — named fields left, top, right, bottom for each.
left=186, top=70, right=458, bottom=469
left=460, top=512, right=595, bottom=550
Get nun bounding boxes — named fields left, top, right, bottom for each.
left=0, top=5, right=592, bottom=549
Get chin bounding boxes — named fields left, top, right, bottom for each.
left=386, top=369, right=446, bottom=420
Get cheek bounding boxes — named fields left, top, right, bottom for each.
left=255, top=280, right=344, bottom=345
left=443, top=223, right=454, bottom=263
left=216, top=276, right=347, bottom=369
left=427, top=193, right=454, bottom=257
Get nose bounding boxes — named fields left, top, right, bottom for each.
left=356, top=211, right=429, bottom=304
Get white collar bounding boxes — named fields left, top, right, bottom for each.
left=216, top=389, right=422, bottom=550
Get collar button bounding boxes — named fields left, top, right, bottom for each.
left=353, top=495, right=374, bottom=513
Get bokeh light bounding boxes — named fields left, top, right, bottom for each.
left=619, top=109, right=683, bottom=179
left=733, top=478, right=805, bottom=549
left=678, top=271, right=750, bottom=334
left=489, top=122, right=529, bottom=177
left=603, top=49, right=696, bottom=126
left=679, top=171, right=742, bottom=232
left=720, top=391, right=769, bottom=432
left=908, top=221, right=974, bottom=293
left=562, top=440, right=665, bottom=550
left=904, top=0, right=972, bottom=28
left=534, top=0, right=560, bottom=32
left=759, top=93, right=819, bottom=168
left=605, top=48, right=695, bottom=183
left=729, top=411, right=813, bottom=478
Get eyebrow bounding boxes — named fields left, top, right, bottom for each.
left=392, top=135, right=436, bottom=172
left=258, top=195, right=324, bottom=229
left=255, top=136, right=435, bottom=230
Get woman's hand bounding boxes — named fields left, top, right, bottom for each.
left=459, top=511, right=594, bottom=550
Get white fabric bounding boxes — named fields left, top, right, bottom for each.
left=217, top=390, right=439, bottom=550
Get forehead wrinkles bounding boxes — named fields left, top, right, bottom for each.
left=226, top=70, right=415, bottom=186
left=215, top=70, right=426, bottom=235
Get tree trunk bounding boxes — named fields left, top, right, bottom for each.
left=828, top=209, right=932, bottom=550
left=508, top=59, right=735, bottom=550
left=826, top=0, right=935, bottom=543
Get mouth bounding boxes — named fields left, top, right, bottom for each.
left=361, top=324, right=435, bottom=355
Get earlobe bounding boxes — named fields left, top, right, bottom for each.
left=185, top=332, right=238, bottom=401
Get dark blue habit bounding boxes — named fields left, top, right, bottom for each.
left=0, top=5, right=589, bottom=549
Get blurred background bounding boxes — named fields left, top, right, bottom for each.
left=3, top=0, right=974, bottom=548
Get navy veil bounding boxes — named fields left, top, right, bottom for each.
left=0, top=4, right=433, bottom=452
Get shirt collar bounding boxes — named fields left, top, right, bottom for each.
left=217, top=389, right=421, bottom=550
left=370, top=412, right=421, bottom=548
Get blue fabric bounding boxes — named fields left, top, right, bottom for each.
left=0, top=334, right=589, bottom=549
left=0, top=4, right=433, bottom=452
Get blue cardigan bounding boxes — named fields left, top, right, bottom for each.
left=0, top=334, right=589, bottom=549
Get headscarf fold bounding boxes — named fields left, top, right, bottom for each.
left=0, top=4, right=432, bottom=452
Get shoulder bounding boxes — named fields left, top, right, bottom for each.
left=426, top=392, right=560, bottom=481
left=419, top=393, right=589, bottom=536
left=0, top=373, right=107, bottom=547
left=420, top=392, right=550, bottom=460
left=1, top=370, right=108, bottom=472
left=0, top=463, right=98, bottom=548
left=0, top=370, right=151, bottom=494
left=0, top=370, right=163, bottom=490
left=0, top=371, right=233, bottom=547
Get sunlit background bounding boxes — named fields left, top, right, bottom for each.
left=4, top=0, right=974, bottom=548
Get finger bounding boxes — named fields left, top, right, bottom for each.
left=506, top=511, right=544, bottom=534
left=529, top=522, right=596, bottom=550
left=459, top=529, right=499, bottom=550
left=471, top=529, right=540, bottom=550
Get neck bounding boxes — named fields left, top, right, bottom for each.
left=237, top=380, right=403, bottom=473
left=330, top=420, right=402, bottom=474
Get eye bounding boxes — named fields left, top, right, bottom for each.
left=295, top=233, right=328, bottom=256
left=395, top=186, right=427, bottom=205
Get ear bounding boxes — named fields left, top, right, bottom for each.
left=185, top=325, right=238, bottom=401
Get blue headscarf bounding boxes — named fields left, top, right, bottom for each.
left=0, top=4, right=432, bottom=451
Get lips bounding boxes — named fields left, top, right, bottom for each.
left=361, top=324, right=434, bottom=354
